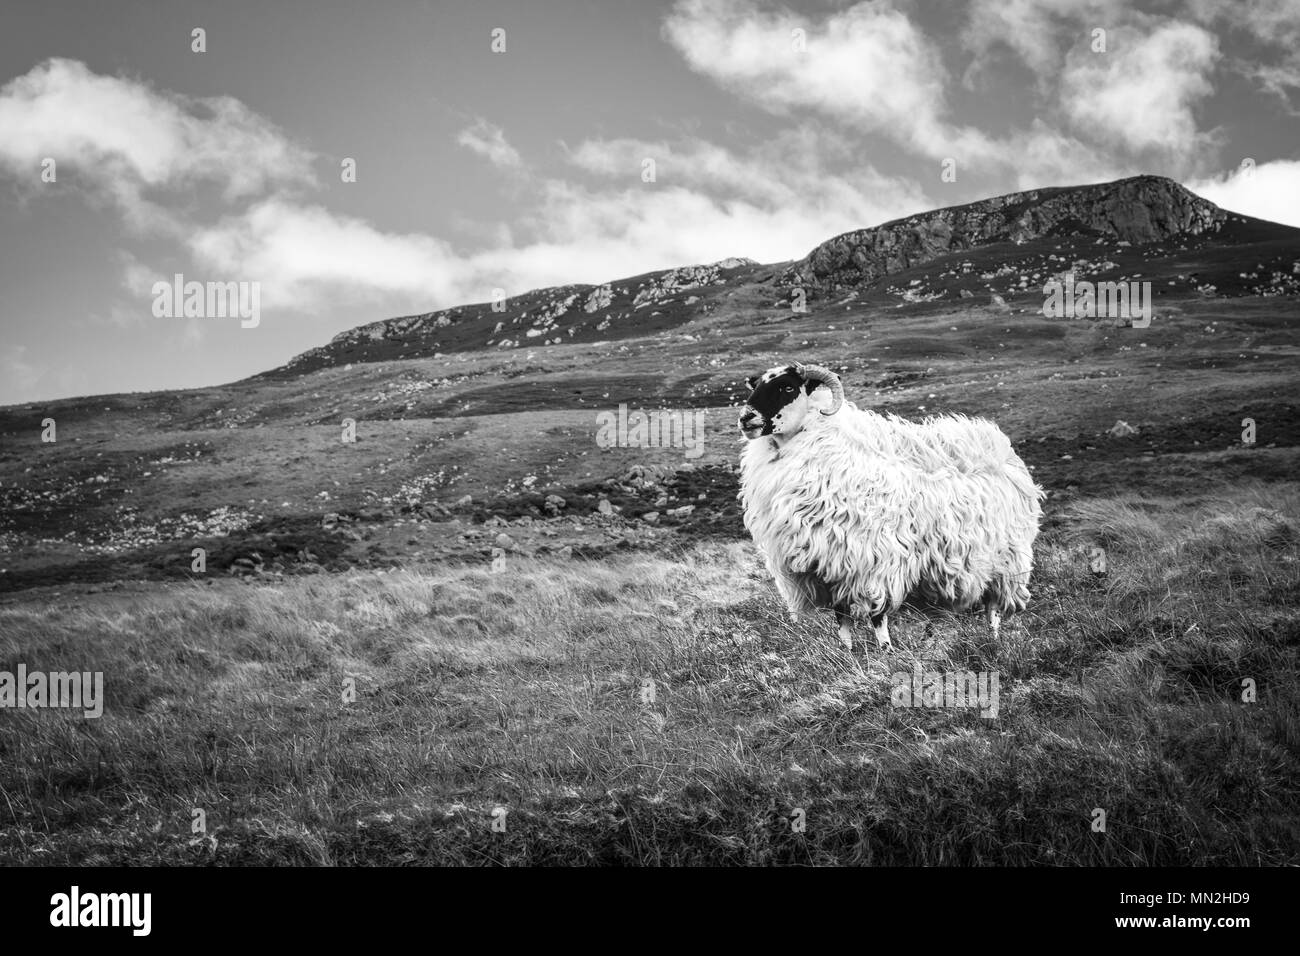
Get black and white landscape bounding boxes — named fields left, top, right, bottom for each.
left=1, top=1, right=1297, bottom=872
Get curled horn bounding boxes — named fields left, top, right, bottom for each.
left=795, top=363, right=844, bottom=415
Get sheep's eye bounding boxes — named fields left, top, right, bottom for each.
left=782, top=385, right=795, bottom=393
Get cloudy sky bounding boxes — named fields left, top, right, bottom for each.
left=2, top=0, right=1298, bottom=405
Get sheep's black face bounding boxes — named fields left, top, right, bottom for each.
left=738, top=365, right=820, bottom=439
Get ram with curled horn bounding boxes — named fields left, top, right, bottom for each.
left=793, top=363, right=844, bottom=415
left=737, top=360, right=1044, bottom=654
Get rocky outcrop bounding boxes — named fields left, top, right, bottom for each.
left=631, top=258, right=757, bottom=307
left=787, top=175, right=1227, bottom=291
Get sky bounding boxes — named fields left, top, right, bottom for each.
left=1, top=0, right=1298, bottom=405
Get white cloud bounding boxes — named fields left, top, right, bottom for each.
left=1185, top=159, right=1300, bottom=228
left=0, top=58, right=933, bottom=330
left=508, top=178, right=911, bottom=283
left=0, top=58, right=316, bottom=231
left=1059, top=22, right=1222, bottom=159
left=659, top=0, right=1150, bottom=183
left=187, top=199, right=470, bottom=311
left=456, top=118, right=522, bottom=169
left=466, top=128, right=932, bottom=292
left=180, top=130, right=931, bottom=314
left=662, top=0, right=990, bottom=162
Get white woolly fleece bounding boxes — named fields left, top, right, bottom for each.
left=739, top=396, right=1045, bottom=620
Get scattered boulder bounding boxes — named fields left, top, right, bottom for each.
left=1107, top=420, right=1139, bottom=438
left=229, top=553, right=264, bottom=576
left=584, top=284, right=613, bottom=313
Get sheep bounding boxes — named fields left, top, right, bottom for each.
left=737, top=362, right=1044, bottom=653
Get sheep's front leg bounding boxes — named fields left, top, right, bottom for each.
left=871, top=611, right=892, bottom=650
left=985, top=604, right=1002, bottom=641
left=840, top=607, right=891, bottom=654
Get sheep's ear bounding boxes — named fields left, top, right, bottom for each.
left=746, top=376, right=758, bottom=390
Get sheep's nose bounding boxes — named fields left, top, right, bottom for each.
left=739, top=410, right=757, bottom=424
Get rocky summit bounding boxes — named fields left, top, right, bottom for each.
left=786, top=175, right=1227, bottom=292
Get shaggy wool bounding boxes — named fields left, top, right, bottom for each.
left=739, top=395, right=1045, bottom=620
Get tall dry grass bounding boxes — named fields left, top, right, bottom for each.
left=1, top=485, right=1296, bottom=864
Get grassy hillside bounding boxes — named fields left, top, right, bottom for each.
left=2, top=291, right=1297, bottom=591
left=1, top=486, right=1296, bottom=865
